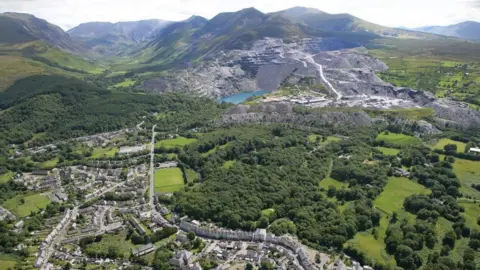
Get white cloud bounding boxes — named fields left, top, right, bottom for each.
left=0, top=0, right=478, bottom=30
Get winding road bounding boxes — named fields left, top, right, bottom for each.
left=305, top=55, right=342, bottom=100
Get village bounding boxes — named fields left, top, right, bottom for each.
left=0, top=120, right=378, bottom=270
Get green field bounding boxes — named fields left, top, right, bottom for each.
left=185, top=168, right=199, bottom=183
left=376, top=147, right=400, bottom=156
left=85, top=230, right=140, bottom=258
left=319, top=177, right=348, bottom=190
left=91, top=147, right=118, bottom=159
left=374, top=177, right=430, bottom=217
left=346, top=232, right=396, bottom=267
left=154, top=168, right=184, bottom=193
left=308, top=135, right=341, bottom=144
left=113, top=78, right=135, bottom=88
left=459, top=203, right=480, bottom=231
left=0, top=253, right=18, bottom=269
left=0, top=171, right=13, bottom=184
left=453, top=159, right=480, bottom=199
left=39, top=158, right=59, bottom=169
left=376, top=132, right=421, bottom=146
left=155, top=137, right=197, bottom=149
left=431, top=138, right=466, bottom=153
left=3, top=193, right=51, bottom=217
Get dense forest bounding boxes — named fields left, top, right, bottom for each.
left=161, top=124, right=480, bottom=270
left=0, top=75, right=224, bottom=173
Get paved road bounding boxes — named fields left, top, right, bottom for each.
left=42, top=207, right=79, bottom=268
left=149, top=124, right=157, bottom=211
left=305, top=55, right=342, bottom=100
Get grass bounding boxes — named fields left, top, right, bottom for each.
left=223, top=160, right=236, bottom=169
left=370, top=108, right=435, bottom=121
left=154, top=168, right=184, bottom=193
left=376, top=132, right=421, bottom=146
left=431, top=138, right=466, bottom=153
left=85, top=230, right=140, bottom=259
left=345, top=232, right=396, bottom=267
left=39, top=158, right=59, bottom=169
left=453, top=159, right=480, bottom=199
left=3, top=193, right=51, bottom=217
left=319, top=178, right=348, bottom=190
left=374, top=177, right=430, bottom=220
left=91, top=146, right=118, bottom=159
left=376, top=147, right=400, bottom=156
left=185, top=169, right=198, bottom=183
left=0, top=253, right=18, bottom=269
left=459, top=203, right=480, bottom=231
left=113, top=78, right=135, bottom=88
left=308, top=135, right=341, bottom=144
left=155, top=137, right=197, bottom=149
left=0, top=55, right=46, bottom=91
left=0, top=171, right=13, bottom=184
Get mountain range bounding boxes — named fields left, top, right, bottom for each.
left=413, top=21, right=480, bottom=41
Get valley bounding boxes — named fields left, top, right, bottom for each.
left=0, top=4, right=479, bottom=270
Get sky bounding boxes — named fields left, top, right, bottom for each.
left=0, top=0, right=479, bottom=30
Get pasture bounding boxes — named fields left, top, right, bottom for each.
left=154, top=168, right=184, bottom=193
left=0, top=171, right=13, bottom=184
left=374, top=177, right=430, bottom=217
left=431, top=138, right=466, bottom=153
left=155, top=136, right=197, bottom=149
left=3, top=193, right=51, bottom=217
left=319, top=178, right=348, bottom=190
left=91, top=146, right=118, bottom=159
left=345, top=232, right=396, bottom=267
left=376, top=132, right=421, bottom=146
left=453, top=159, right=480, bottom=199
left=376, top=147, right=400, bottom=156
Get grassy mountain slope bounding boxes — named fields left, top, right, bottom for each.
left=68, top=19, right=171, bottom=55
left=0, top=41, right=103, bottom=91
left=273, top=7, right=445, bottom=40
left=414, top=21, right=480, bottom=41
left=143, top=8, right=313, bottom=65
left=0, top=12, right=85, bottom=53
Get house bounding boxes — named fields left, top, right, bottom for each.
left=468, top=147, right=480, bottom=155
left=176, top=234, right=189, bottom=243
left=14, top=220, right=24, bottom=229
left=169, top=250, right=192, bottom=268
left=132, top=243, right=155, bottom=256
left=32, top=170, right=49, bottom=176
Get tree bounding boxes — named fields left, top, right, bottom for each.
left=327, top=185, right=337, bottom=197
left=442, top=231, right=456, bottom=248
left=187, top=232, right=196, bottom=241
left=444, top=144, right=457, bottom=153
left=245, top=263, right=253, bottom=270
left=20, top=198, right=25, bottom=204
left=257, top=216, right=269, bottom=228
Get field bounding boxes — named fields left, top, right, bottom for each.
left=0, top=253, right=18, bottom=269
left=155, top=137, right=197, bottom=149
left=374, top=177, right=430, bottom=217
left=345, top=232, right=396, bottom=267
left=376, top=132, right=421, bottom=146
left=0, top=171, right=13, bottom=184
left=453, top=159, right=480, bottom=199
left=3, top=193, right=51, bottom=217
left=431, top=138, right=466, bottom=153
left=459, top=203, right=480, bottom=231
left=91, top=147, right=118, bottom=159
left=154, top=168, right=184, bottom=193
left=376, top=147, right=400, bottom=156
left=308, top=135, right=341, bottom=144
left=261, top=208, right=275, bottom=217
left=319, top=177, right=348, bottom=190
left=39, top=158, right=60, bottom=169
left=113, top=78, right=136, bottom=88
left=185, top=168, right=199, bottom=183
left=85, top=230, right=140, bottom=258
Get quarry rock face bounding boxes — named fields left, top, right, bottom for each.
left=141, top=37, right=480, bottom=128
